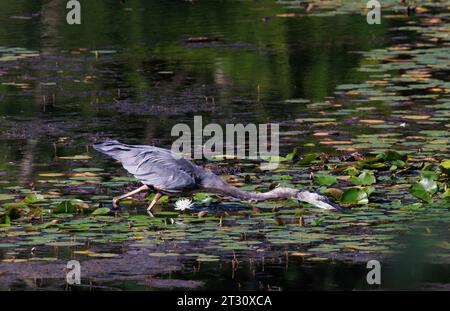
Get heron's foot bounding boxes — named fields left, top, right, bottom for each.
left=146, top=192, right=161, bottom=218
left=146, top=206, right=155, bottom=217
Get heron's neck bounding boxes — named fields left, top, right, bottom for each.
left=200, top=174, right=340, bottom=210
left=207, top=184, right=299, bottom=202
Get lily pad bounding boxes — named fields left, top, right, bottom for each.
left=0, top=194, right=14, bottom=201
left=349, top=171, right=376, bottom=186
left=341, top=188, right=369, bottom=205
left=314, top=175, right=338, bottom=187
left=91, top=207, right=111, bottom=216
left=409, top=183, right=433, bottom=203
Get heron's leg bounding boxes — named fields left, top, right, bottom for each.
left=112, top=185, right=149, bottom=208
left=147, top=192, right=162, bottom=217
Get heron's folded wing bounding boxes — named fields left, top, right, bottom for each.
left=94, top=141, right=202, bottom=194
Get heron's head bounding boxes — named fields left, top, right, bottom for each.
left=296, top=191, right=343, bottom=211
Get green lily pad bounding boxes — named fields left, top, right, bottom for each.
left=91, top=207, right=111, bottom=216
left=0, top=194, right=14, bottom=201
left=53, top=201, right=75, bottom=213
left=418, top=176, right=438, bottom=195
left=349, top=171, right=376, bottom=186
left=47, top=241, right=84, bottom=247
left=341, top=188, right=369, bottom=205
left=440, top=160, right=450, bottom=175
left=149, top=252, right=179, bottom=257
left=314, top=175, right=338, bottom=187
left=2, top=202, right=28, bottom=208
left=193, top=193, right=214, bottom=204
left=383, top=150, right=407, bottom=162
left=297, top=153, right=318, bottom=165
left=24, top=193, right=45, bottom=204
left=87, top=253, right=119, bottom=258
left=409, top=183, right=433, bottom=203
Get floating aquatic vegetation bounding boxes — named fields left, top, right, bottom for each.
left=0, top=1, right=448, bottom=292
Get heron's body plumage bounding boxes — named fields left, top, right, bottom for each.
left=93, top=141, right=210, bottom=195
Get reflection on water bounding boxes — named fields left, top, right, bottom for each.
left=0, top=0, right=389, bottom=181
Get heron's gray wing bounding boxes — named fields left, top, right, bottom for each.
left=93, top=141, right=203, bottom=194
left=131, top=150, right=202, bottom=194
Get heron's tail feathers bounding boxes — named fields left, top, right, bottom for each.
left=93, top=140, right=121, bottom=150
left=92, top=140, right=137, bottom=162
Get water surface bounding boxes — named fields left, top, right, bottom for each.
left=0, top=0, right=449, bottom=290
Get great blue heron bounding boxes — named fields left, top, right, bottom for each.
left=93, top=141, right=342, bottom=216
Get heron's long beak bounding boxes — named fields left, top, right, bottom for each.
left=297, top=191, right=344, bottom=212
left=319, top=197, right=345, bottom=212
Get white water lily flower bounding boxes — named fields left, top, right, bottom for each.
left=174, top=198, right=193, bottom=211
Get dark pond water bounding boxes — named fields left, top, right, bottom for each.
left=0, top=0, right=449, bottom=290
